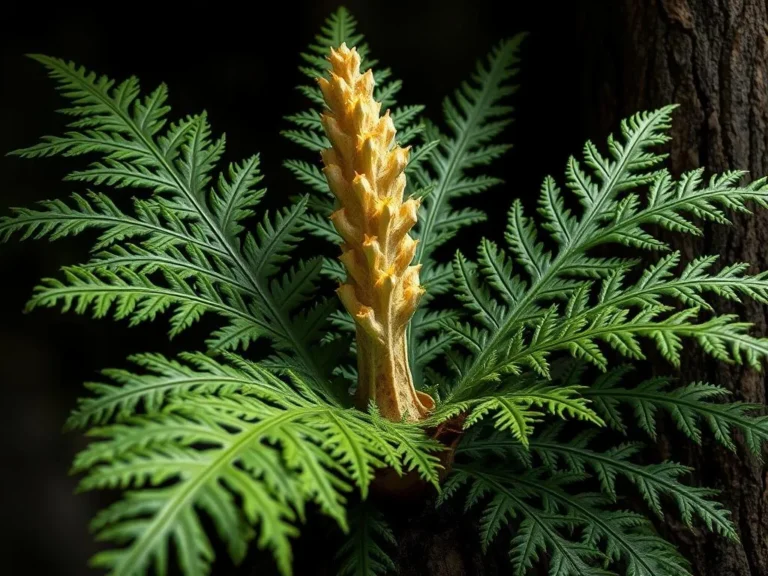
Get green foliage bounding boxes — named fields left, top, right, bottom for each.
left=428, top=379, right=603, bottom=447
left=1, top=54, right=344, bottom=402
left=410, top=35, right=523, bottom=271
left=580, top=363, right=768, bottom=459
left=441, top=465, right=693, bottom=576
left=335, top=503, right=397, bottom=576
left=70, top=353, right=442, bottom=576
left=4, top=5, right=768, bottom=576
left=447, top=353, right=768, bottom=576
left=439, top=105, right=768, bottom=403
left=423, top=95, right=768, bottom=574
left=0, top=26, right=443, bottom=575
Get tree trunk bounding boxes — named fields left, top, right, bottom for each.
left=580, top=1, right=768, bottom=574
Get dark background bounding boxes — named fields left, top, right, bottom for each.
left=0, top=0, right=622, bottom=573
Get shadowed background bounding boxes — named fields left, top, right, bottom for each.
left=0, top=0, right=648, bottom=573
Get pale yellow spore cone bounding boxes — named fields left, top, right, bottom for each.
left=317, top=43, right=434, bottom=422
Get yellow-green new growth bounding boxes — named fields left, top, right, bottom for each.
left=317, top=43, right=434, bottom=422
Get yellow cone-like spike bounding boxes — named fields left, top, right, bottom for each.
left=317, top=43, right=434, bottom=422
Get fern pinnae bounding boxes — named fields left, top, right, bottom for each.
left=71, top=353, right=443, bottom=575
left=452, top=250, right=505, bottom=330
left=445, top=105, right=768, bottom=402
left=90, top=409, right=303, bottom=576
left=414, top=329, right=458, bottom=367
left=527, top=437, right=738, bottom=540
left=446, top=106, right=677, bottom=398
left=64, top=351, right=254, bottom=430
left=427, top=380, right=602, bottom=448
left=0, top=192, right=221, bottom=255
left=413, top=35, right=523, bottom=268
left=506, top=198, right=551, bottom=282
left=452, top=434, right=700, bottom=575
left=80, top=245, right=250, bottom=295
left=455, top=467, right=611, bottom=576
left=10, top=54, right=342, bottom=401
left=508, top=473, right=691, bottom=576
left=594, top=169, right=768, bottom=251
left=477, top=237, right=526, bottom=305
left=335, top=503, right=397, bottom=576
left=210, top=154, right=266, bottom=237
left=245, top=194, right=309, bottom=280
left=581, top=367, right=768, bottom=459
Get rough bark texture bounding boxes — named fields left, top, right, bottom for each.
left=580, top=1, right=768, bottom=574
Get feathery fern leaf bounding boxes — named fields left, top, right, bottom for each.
left=411, top=36, right=524, bottom=270
left=71, top=352, right=444, bottom=576
left=432, top=380, right=603, bottom=447
left=335, top=503, right=397, bottom=576
left=581, top=364, right=768, bottom=459
left=440, top=467, right=616, bottom=575
left=4, top=54, right=345, bottom=401
left=0, top=192, right=206, bottom=250
left=401, top=35, right=524, bottom=382
left=527, top=432, right=737, bottom=539
left=454, top=411, right=747, bottom=573
left=443, top=105, right=768, bottom=401
left=444, top=457, right=696, bottom=575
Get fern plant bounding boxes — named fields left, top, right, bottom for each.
left=3, top=6, right=768, bottom=576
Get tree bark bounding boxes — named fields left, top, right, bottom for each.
left=580, top=1, right=768, bottom=574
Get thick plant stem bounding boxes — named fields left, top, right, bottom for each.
left=318, top=43, right=434, bottom=422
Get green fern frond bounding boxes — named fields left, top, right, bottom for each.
left=70, top=352, right=443, bottom=576
left=442, top=105, right=768, bottom=401
left=412, top=36, right=524, bottom=277
left=4, top=54, right=345, bottom=401
left=433, top=381, right=602, bottom=447
left=458, top=423, right=739, bottom=538
left=0, top=192, right=205, bottom=250
left=402, top=35, right=524, bottom=383
left=65, top=351, right=253, bottom=430
left=444, top=459, right=695, bottom=576
left=441, top=467, right=614, bottom=576
left=209, top=155, right=266, bottom=237
left=581, top=365, right=768, bottom=460
left=533, top=440, right=736, bottom=539
left=335, top=503, right=397, bottom=576
left=512, top=426, right=733, bottom=534
left=503, top=470, right=692, bottom=576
